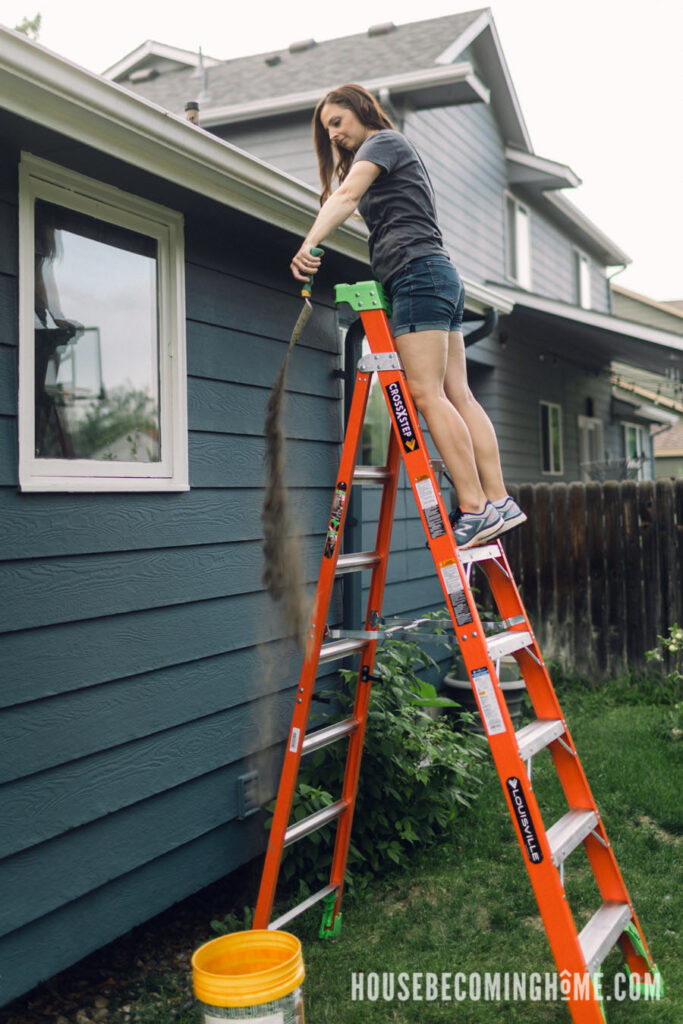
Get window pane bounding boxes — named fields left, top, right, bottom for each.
left=34, top=200, right=160, bottom=462
left=516, top=205, right=531, bottom=290
left=550, top=406, right=562, bottom=471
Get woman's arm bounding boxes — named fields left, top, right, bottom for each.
left=290, top=160, right=381, bottom=282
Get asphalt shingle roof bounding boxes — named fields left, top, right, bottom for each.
left=124, top=10, right=487, bottom=114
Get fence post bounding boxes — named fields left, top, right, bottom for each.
left=586, top=482, right=607, bottom=676
left=656, top=479, right=677, bottom=638
left=639, top=481, right=660, bottom=657
left=552, top=483, right=571, bottom=672
left=536, top=484, right=554, bottom=655
left=603, top=480, right=627, bottom=677
left=569, top=483, right=589, bottom=679
left=621, top=480, right=645, bottom=667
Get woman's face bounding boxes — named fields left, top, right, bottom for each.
left=320, top=102, right=371, bottom=153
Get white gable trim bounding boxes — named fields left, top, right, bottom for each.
left=434, top=9, right=492, bottom=65
left=103, top=40, right=220, bottom=81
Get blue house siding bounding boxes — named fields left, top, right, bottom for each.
left=0, top=139, right=355, bottom=1003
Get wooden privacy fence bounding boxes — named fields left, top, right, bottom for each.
left=498, top=480, right=683, bottom=681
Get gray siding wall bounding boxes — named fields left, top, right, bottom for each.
left=468, top=324, right=614, bottom=485
left=218, top=114, right=319, bottom=189
left=0, top=149, right=348, bottom=1004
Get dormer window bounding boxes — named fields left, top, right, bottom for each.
left=574, top=248, right=592, bottom=309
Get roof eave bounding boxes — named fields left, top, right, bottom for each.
left=506, top=147, right=581, bottom=191
left=198, top=63, right=490, bottom=128
left=543, top=192, right=631, bottom=266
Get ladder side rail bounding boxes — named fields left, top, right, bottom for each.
left=326, top=429, right=403, bottom=922
left=253, top=369, right=373, bottom=929
left=358, top=308, right=613, bottom=1018
left=480, top=547, right=657, bottom=984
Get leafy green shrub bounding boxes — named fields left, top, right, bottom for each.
left=271, top=636, right=486, bottom=901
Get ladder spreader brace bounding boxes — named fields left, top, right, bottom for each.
left=253, top=279, right=662, bottom=1022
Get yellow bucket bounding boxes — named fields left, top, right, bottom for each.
left=192, top=929, right=305, bottom=1022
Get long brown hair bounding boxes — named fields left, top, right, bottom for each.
left=313, top=84, right=394, bottom=204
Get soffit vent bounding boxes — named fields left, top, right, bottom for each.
left=368, top=22, right=396, bottom=37
left=289, top=38, right=317, bottom=53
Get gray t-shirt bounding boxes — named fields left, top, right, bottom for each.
left=353, top=129, right=449, bottom=285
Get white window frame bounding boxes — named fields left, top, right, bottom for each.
left=18, top=153, right=188, bottom=492
left=623, top=421, right=648, bottom=481
left=574, top=247, right=592, bottom=310
left=539, top=400, right=563, bottom=475
left=505, top=193, right=532, bottom=290
left=577, top=414, right=604, bottom=480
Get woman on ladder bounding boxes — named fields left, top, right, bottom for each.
left=290, top=83, right=525, bottom=548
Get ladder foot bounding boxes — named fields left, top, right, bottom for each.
left=319, top=892, right=342, bottom=940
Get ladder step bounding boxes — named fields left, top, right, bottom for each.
left=269, top=883, right=339, bottom=931
left=283, top=799, right=348, bottom=847
left=319, top=638, right=367, bottom=663
left=516, top=718, right=565, bottom=761
left=487, top=629, right=533, bottom=660
left=579, top=901, right=632, bottom=974
left=353, top=465, right=392, bottom=483
left=458, top=543, right=502, bottom=564
left=546, top=809, right=599, bottom=866
left=336, top=551, right=381, bottom=574
left=302, top=718, right=358, bottom=754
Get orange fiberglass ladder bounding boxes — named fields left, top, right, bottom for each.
left=253, top=279, right=661, bottom=1022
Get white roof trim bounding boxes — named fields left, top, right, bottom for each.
left=492, top=284, right=683, bottom=353
left=505, top=148, right=581, bottom=189
left=434, top=9, right=492, bottom=65
left=199, top=62, right=489, bottom=127
left=612, top=283, right=683, bottom=321
left=103, top=40, right=220, bottom=81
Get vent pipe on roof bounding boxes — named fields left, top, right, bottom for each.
left=368, top=22, right=396, bottom=36
left=289, top=38, right=317, bottom=53
left=185, top=101, right=200, bottom=125
left=265, top=54, right=282, bottom=66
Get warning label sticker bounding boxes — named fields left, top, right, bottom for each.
left=439, top=559, right=473, bottom=626
left=385, top=380, right=419, bottom=453
left=415, top=475, right=446, bottom=538
left=289, top=727, right=300, bottom=754
left=471, top=667, right=506, bottom=736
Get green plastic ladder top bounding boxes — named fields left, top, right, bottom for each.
left=335, top=280, right=392, bottom=313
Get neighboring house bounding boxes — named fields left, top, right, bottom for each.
left=110, top=8, right=683, bottom=487
left=610, top=285, right=683, bottom=478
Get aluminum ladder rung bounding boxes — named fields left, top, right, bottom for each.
left=319, top=637, right=367, bottom=663
left=302, top=717, right=358, bottom=755
left=457, top=543, right=502, bottom=564
left=516, top=718, right=565, bottom=761
left=268, top=884, right=339, bottom=931
left=283, top=799, right=348, bottom=847
left=579, top=901, right=632, bottom=974
left=486, top=629, right=533, bottom=660
left=546, top=809, right=599, bottom=867
left=336, top=551, right=381, bottom=575
left=353, top=465, right=392, bottom=483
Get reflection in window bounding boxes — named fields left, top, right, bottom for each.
left=34, top=200, right=160, bottom=462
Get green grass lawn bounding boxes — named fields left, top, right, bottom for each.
left=113, top=692, right=682, bottom=1023
left=288, top=696, right=682, bottom=1023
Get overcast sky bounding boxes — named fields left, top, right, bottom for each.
left=5, top=0, right=682, bottom=300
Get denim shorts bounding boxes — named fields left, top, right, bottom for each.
left=385, top=255, right=466, bottom=335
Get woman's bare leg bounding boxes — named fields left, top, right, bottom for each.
left=444, top=330, right=507, bottom=502
left=394, top=329, right=487, bottom=513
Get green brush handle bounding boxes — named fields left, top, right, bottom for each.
left=301, top=247, right=324, bottom=298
